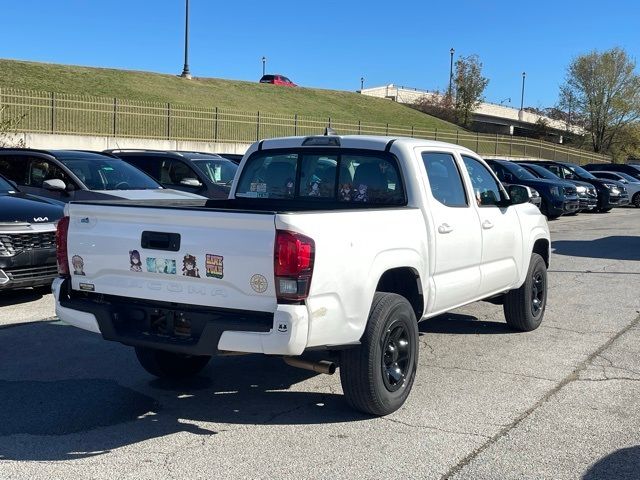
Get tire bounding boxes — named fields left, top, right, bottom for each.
left=340, top=292, right=419, bottom=416
left=540, top=200, right=560, bottom=220
left=135, top=346, right=211, bottom=378
left=632, top=192, right=640, bottom=208
left=503, top=253, right=547, bottom=332
left=599, top=207, right=612, bottom=213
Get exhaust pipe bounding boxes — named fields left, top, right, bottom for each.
left=283, top=357, right=336, bottom=375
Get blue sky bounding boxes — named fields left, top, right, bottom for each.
left=1, top=0, right=638, bottom=109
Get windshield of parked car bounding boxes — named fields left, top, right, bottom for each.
left=235, top=150, right=405, bottom=205
left=609, top=172, right=640, bottom=183
left=58, top=157, right=161, bottom=190
left=503, top=162, right=537, bottom=180
left=192, top=158, right=238, bottom=185
left=0, top=176, right=16, bottom=193
left=521, top=163, right=559, bottom=180
left=566, top=164, right=597, bottom=180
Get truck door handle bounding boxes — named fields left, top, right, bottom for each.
left=438, top=223, right=454, bottom=234
left=482, top=220, right=494, bottom=229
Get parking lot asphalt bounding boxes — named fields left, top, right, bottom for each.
left=0, top=209, right=639, bottom=480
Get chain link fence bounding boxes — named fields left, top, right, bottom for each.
left=0, top=87, right=610, bottom=164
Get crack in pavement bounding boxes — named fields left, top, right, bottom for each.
left=425, top=364, right=556, bottom=383
left=440, top=313, right=640, bottom=480
left=381, top=417, right=491, bottom=440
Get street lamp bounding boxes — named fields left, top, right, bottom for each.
left=500, top=97, right=511, bottom=106
left=448, top=48, right=455, bottom=97
left=520, top=72, right=526, bottom=111
left=360, top=76, right=364, bottom=91
left=180, top=0, right=191, bottom=79
left=262, top=56, right=266, bottom=77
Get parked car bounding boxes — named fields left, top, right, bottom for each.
left=528, top=161, right=629, bottom=212
left=0, top=149, right=205, bottom=202
left=54, top=134, right=549, bottom=416
left=0, top=173, right=64, bottom=291
left=516, top=162, right=598, bottom=212
left=108, top=150, right=238, bottom=199
left=486, top=159, right=578, bottom=219
left=590, top=171, right=640, bottom=207
left=583, top=163, right=640, bottom=182
left=259, top=74, right=297, bottom=87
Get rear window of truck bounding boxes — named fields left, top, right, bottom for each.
left=235, top=150, right=405, bottom=205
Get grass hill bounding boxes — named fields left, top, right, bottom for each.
left=0, top=59, right=456, bottom=130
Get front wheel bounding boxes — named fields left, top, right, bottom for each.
left=599, top=207, right=612, bottom=213
left=632, top=192, right=640, bottom=208
left=135, top=347, right=211, bottom=378
left=340, top=293, right=419, bottom=416
left=503, top=253, right=547, bottom=332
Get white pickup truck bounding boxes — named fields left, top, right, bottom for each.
left=53, top=134, right=550, bottom=415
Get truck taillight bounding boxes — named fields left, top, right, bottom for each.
left=274, top=230, right=315, bottom=302
left=56, top=216, right=70, bottom=277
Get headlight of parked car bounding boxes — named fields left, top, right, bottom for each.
left=603, top=183, right=617, bottom=190
left=576, top=185, right=587, bottom=193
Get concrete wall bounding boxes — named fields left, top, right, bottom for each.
left=4, top=132, right=251, bottom=155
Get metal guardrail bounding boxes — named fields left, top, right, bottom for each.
left=0, top=88, right=610, bottom=164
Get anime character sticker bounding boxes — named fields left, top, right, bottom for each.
left=71, top=255, right=85, bottom=276
left=146, top=257, right=156, bottom=273
left=308, top=180, right=321, bottom=196
left=353, top=184, right=368, bottom=202
left=339, top=183, right=352, bottom=202
left=129, top=250, right=142, bottom=272
left=182, top=254, right=201, bottom=278
left=286, top=179, right=295, bottom=197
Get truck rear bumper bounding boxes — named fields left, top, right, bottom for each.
left=53, top=277, right=308, bottom=356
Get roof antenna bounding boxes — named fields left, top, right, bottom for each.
left=324, top=127, right=337, bottom=136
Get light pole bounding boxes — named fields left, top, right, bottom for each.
left=520, top=72, right=526, bottom=111
left=180, top=0, right=191, bottom=79
left=448, top=48, right=455, bottom=97
left=500, top=97, right=511, bottom=105
left=360, top=76, right=364, bottom=91
left=262, top=56, right=266, bottom=77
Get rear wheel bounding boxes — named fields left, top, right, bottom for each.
left=135, top=347, right=211, bottom=378
left=632, top=192, right=640, bottom=208
left=503, top=253, right=547, bottom=332
left=340, top=293, right=418, bottom=416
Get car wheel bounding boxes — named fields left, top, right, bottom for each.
left=599, top=207, right=612, bottom=213
left=632, top=192, right=640, bottom=208
left=340, top=292, right=418, bottom=416
left=135, top=347, right=211, bottom=378
left=503, top=253, right=547, bottom=332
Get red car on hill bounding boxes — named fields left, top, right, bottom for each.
left=259, top=74, right=297, bottom=86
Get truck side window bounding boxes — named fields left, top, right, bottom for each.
left=421, top=152, right=467, bottom=207
left=461, top=156, right=505, bottom=207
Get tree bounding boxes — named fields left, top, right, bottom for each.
left=0, top=106, right=25, bottom=148
left=453, top=55, right=489, bottom=127
left=559, top=47, right=640, bottom=154
left=413, top=90, right=456, bottom=124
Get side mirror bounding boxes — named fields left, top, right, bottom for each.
left=180, top=178, right=202, bottom=187
left=507, top=184, right=530, bottom=205
left=43, top=179, right=67, bottom=192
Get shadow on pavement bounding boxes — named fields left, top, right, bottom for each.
left=0, top=287, right=47, bottom=307
left=583, top=446, right=640, bottom=480
left=0, top=321, right=366, bottom=462
left=419, top=312, right=514, bottom=335
left=552, top=236, right=640, bottom=261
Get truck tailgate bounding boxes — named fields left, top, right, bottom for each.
left=66, top=204, right=277, bottom=312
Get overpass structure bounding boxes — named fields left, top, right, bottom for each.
left=360, top=84, right=581, bottom=141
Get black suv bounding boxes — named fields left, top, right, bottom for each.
left=108, top=150, right=238, bottom=199
left=486, top=159, right=579, bottom=219
left=529, top=161, right=629, bottom=212
left=0, top=174, right=64, bottom=291
left=583, top=163, right=640, bottom=181
left=0, top=149, right=164, bottom=202
left=517, top=162, right=598, bottom=212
